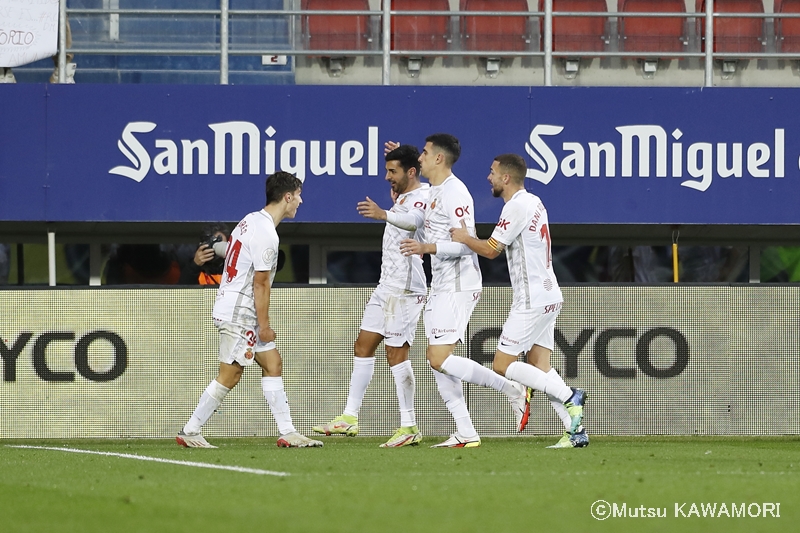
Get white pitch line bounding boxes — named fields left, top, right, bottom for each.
left=6, top=445, right=290, bottom=477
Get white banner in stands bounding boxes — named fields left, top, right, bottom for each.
left=0, top=0, right=59, bottom=68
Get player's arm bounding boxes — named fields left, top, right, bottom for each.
left=253, top=270, right=275, bottom=343
left=450, top=221, right=504, bottom=259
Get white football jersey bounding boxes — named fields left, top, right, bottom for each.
left=380, top=184, right=429, bottom=294
left=490, top=190, right=562, bottom=310
left=425, top=174, right=482, bottom=293
left=213, top=209, right=279, bottom=326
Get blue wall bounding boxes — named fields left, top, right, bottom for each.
left=0, top=84, right=796, bottom=224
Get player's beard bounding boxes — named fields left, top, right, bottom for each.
left=491, top=185, right=502, bottom=197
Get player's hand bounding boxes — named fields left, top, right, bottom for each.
left=389, top=188, right=399, bottom=203
left=384, top=141, right=400, bottom=155
left=400, top=238, right=425, bottom=257
left=449, top=220, right=470, bottom=243
left=193, top=244, right=215, bottom=266
left=259, top=326, right=276, bottom=344
left=357, top=196, right=387, bottom=220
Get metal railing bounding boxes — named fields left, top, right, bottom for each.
left=52, top=1, right=800, bottom=86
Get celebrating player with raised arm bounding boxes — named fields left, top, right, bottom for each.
left=313, top=145, right=430, bottom=448
left=450, top=154, right=588, bottom=448
left=399, top=134, right=529, bottom=448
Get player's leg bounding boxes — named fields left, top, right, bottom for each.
left=256, top=344, right=322, bottom=448
left=313, top=289, right=387, bottom=436
left=312, top=329, right=382, bottom=437
left=427, top=292, right=527, bottom=423
left=425, top=292, right=480, bottom=447
left=177, top=361, right=241, bottom=448
left=494, top=306, right=587, bottom=435
left=177, top=321, right=251, bottom=448
left=381, top=342, right=422, bottom=447
left=379, top=292, right=424, bottom=447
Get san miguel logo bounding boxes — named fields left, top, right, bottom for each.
left=109, top=121, right=380, bottom=183
left=525, top=124, right=786, bottom=192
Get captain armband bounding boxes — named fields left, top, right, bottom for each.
left=487, top=237, right=502, bottom=252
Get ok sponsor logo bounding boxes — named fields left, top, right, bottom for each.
left=0, top=331, right=128, bottom=383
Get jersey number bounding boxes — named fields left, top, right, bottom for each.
left=540, top=224, right=552, bottom=269
left=224, top=239, right=243, bottom=282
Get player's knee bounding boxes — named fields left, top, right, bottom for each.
left=492, top=358, right=508, bottom=376
left=354, top=340, right=373, bottom=358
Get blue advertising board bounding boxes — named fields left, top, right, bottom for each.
left=0, top=84, right=797, bottom=224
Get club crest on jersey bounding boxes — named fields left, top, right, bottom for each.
left=399, top=196, right=406, bottom=205
left=430, top=199, right=437, bottom=209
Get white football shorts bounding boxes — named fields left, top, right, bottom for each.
left=424, top=290, right=481, bottom=345
left=497, top=302, right=562, bottom=356
left=360, top=285, right=426, bottom=348
left=215, top=319, right=276, bottom=367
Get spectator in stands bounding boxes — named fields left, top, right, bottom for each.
left=1, top=16, right=76, bottom=84
left=178, top=223, right=230, bottom=285
left=104, top=244, right=181, bottom=285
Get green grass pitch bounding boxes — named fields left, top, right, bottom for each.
left=1, top=436, right=797, bottom=533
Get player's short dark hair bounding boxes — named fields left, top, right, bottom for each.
left=425, top=133, right=461, bottom=166
left=265, top=171, right=303, bottom=205
left=494, top=153, right=527, bottom=184
left=385, top=144, right=421, bottom=176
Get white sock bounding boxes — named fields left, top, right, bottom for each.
left=440, top=355, right=520, bottom=398
left=184, top=380, right=230, bottom=434
left=432, top=367, right=477, bottom=438
left=343, top=356, right=375, bottom=418
left=262, top=376, right=296, bottom=436
left=390, top=360, right=416, bottom=427
left=547, top=369, right=573, bottom=430
left=506, top=361, right=572, bottom=402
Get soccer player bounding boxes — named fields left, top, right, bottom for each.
left=177, top=171, right=323, bottom=449
left=312, top=145, right=429, bottom=448
left=449, top=154, right=588, bottom=448
left=399, top=134, right=529, bottom=448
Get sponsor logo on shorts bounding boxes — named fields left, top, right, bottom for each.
left=500, top=334, right=519, bottom=346
left=431, top=328, right=457, bottom=339
left=544, top=302, right=562, bottom=314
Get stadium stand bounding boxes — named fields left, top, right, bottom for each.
left=302, top=0, right=374, bottom=51
left=548, top=0, right=609, bottom=53
left=776, top=0, right=800, bottom=53
left=697, top=0, right=766, bottom=54
left=618, top=0, right=687, bottom=54
left=302, top=0, right=375, bottom=76
left=460, top=0, right=533, bottom=53
left=391, top=0, right=452, bottom=53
